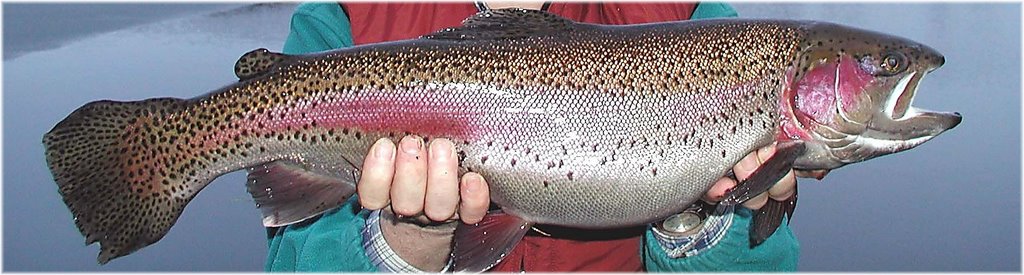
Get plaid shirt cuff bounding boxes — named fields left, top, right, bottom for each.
left=362, top=210, right=452, bottom=273
left=650, top=204, right=735, bottom=258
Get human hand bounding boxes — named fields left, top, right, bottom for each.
left=357, top=135, right=491, bottom=225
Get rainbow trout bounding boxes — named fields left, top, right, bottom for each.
left=43, top=9, right=960, bottom=269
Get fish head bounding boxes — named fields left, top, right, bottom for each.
left=779, top=22, right=962, bottom=170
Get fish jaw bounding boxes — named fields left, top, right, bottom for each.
left=779, top=23, right=962, bottom=170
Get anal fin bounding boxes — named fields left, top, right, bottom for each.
left=451, top=211, right=531, bottom=272
left=246, top=160, right=356, bottom=227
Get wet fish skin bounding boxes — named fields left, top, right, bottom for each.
left=42, top=9, right=959, bottom=264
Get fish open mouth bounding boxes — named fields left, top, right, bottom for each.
left=865, top=65, right=961, bottom=146
left=883, top=71, right=923, bottom=120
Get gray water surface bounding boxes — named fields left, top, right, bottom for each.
left=3, top=2, right=1019, bottom=272
left=2, top=3, right=240, bottom=60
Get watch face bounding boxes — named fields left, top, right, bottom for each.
left=662, top=211, right=703, bottom=233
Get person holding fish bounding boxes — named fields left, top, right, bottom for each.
left=42, top=0, right=959, bottom=269
left=268, top=2, right=803, bottom=272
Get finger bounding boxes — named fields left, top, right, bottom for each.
left=733, top=149, right=761, bottom=181
left=424, top=138, right=460, bottom=222
left=357, top=138, right=396, bottom=210
left=703, top=176, right=737, bottom=203
left=390, top=135, right=428, bottom=217
left=742, top=192, right=769, bottom=210
left=755, top=143, right=777, bottom=163
left=459, top=173, right=490, bottom=224
left=769, top=169, right=797, bottom=201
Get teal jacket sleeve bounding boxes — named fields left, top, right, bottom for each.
left=265, top=197, right=377, bottom=272
left=642, top=3, right=801, bottom=271
left=690, top=1, right=740, bottom=19
left=281, top=2, right=354, bottom=54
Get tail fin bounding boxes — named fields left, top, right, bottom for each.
left=43, top=98, right=203, bottom=264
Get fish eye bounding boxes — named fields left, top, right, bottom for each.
left=879, top=52, right=908, bottom=75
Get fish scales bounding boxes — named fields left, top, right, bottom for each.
left=178, top=21, right=802, bottom=227
left=44, top=9, right=961, bottom=264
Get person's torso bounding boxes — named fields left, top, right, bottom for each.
left=338, top=2, right=697, bottom=271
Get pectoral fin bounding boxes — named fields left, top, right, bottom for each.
left=719, top=141, right=804, bottom=247
left=749, top=183, right=797, bottom=247
left=721, top=141, right=805, bottom=206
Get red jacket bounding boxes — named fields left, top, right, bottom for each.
left=340, top=2, right=698, bottom=271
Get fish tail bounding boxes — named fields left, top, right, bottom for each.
left=43, top=98, right=202, bottom=264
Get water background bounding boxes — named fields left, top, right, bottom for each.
left=3, top=2, right=1019, bottom=272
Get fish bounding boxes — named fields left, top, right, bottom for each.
left=42, top=9, right=961, bottom=269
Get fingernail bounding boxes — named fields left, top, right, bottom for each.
left=400, top=135, right=423, bottom=155
left=815, top=170, right=830, bottom=180
left=372, top=139, right=395, bottom=160
left=464, top=174, right=481, bottom=193
left=429, top=139, right=454, bottom=161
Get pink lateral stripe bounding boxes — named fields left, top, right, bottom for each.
left=224, top=91, right=488, bottom=146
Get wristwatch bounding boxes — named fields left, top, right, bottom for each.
left=651, top=201, right=734, bottom=258
left=656, top=200, right=714, bottom=236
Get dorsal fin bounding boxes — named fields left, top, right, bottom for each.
left=234, top=48, right=289, bottom=81
left=424, top=8, right=576, bottom=41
